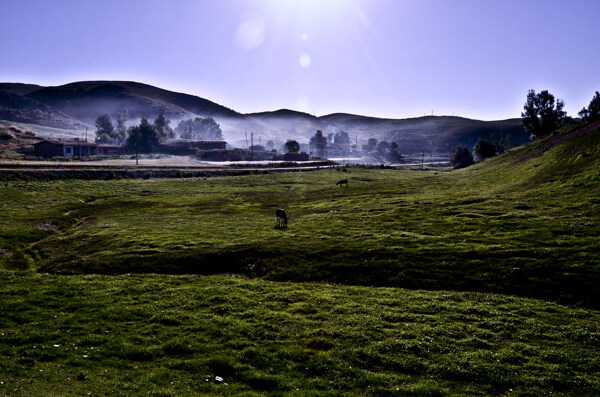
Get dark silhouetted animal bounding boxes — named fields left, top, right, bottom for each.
left=275, top=208, right=288, bottom=228
left=336, top=179, right=348, bottom=187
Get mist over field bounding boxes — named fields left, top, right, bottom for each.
left=0, top=80, right=529, bottom=158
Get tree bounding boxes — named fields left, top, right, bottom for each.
left=333, top=131, right=351, bottom=145
left=94, top=113, right=115, bottom=144
left=115, top=108, right=128, bottom=145
left=377, top=140, right=389, bottom=155
left=126, top=116, right=160, bottom=153
left=578, top=91, right=600, bottom=123
left=310, top=130, right=327, bottom=158
left=153, top=106, right=173, bottom=141
left=363, top=138, right=378, bottom=153
left=180, top=125, right=193, bottom=140
left=266, top=140, right=275, bottom=150
left=473, top=138, right=497, bottom=161
left=285, top=140, right=300, bottom=153
left=389, top=141, right=402, bottom=162
left=521, top=89, right=567, bottom=139
left=174, top=117, right=223, bottom=141
left=197, top=117, right=223, bottom=141
left=449, top=145, right=474, bottom=169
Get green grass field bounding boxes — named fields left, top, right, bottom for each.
left=1, top=274, right=599, bottom=396
left=1, top=126, right=600, bottom=394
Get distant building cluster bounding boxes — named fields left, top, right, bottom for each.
left=33, top=138, right=226, bottom=158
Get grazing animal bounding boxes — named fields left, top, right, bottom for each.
left=275, top=208, right=288, bottom=228
left=336, top=179, right=348, bottom=187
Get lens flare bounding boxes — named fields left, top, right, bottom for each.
left=299, top=53, right=311, bottom=67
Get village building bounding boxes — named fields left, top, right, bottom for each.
left=158, top=140, right=227, bottom=155
left=33, top=138, right=227, bottom=158
left=97, top=144, right=127, bottom=156
left=34, top=138, right=97, bottom=157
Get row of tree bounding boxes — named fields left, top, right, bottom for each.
left=451, top=89, right=600, bottom=169
left=522, top=90, right=600, bottom=139
left=94, top=106, right=224, bottom=147
left=174, top=117, right=223, bottom=141
left=283, top=132, right=402, bottom=162
left=94, top=106, right=174, bottom=146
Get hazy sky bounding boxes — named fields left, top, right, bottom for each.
left=1, top=0, right=599, bottom=120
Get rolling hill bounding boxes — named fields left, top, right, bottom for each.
left=0, top=80, right=529, bottom=153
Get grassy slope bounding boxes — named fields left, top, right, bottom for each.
left=2, top=127, right=599, bottom=305
left=1, top=126, right=600, bottom=394
left=1, top=274, right=599, bottom=396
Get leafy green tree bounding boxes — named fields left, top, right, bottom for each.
left=153, top=106, right=173, bottom=141
left=310, top=130, right=327, bottom=158
left=126, top=116, right=160, bottom=153
left=449, top=145, right=474, bottom=169
left=578, top=91, right=600, bottom=123
left=285, top=140, right=300, bottom=153
left=521, top=89, right=567, bottom=139
left=473, top=138, right=497, bottom=161
left=94, top=113, right=115, bottom=144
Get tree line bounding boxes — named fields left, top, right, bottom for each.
left=284, top=130, right=402, bottom=162
left=450, top=89, right=600, bottom=169
left=94, top=106, right=223, bottom=153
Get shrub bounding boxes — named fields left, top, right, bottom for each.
left=449, top=145, right=474, bottom=169
left=473, top=138, right=497, bottom=161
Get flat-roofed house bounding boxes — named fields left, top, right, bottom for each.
left=34, top=138, right=97, bottom=157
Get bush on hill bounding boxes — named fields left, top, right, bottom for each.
left=473, top=138, right=497, bottom=161
left=449, top=144, right=474, bottom=168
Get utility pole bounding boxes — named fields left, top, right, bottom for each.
left=250, top=132, right=254, bottom=161
left=245, top=132, right=249, bottom=148
left=135, top=128, right=139, bottom=166
left=85, top=127, right=88, bottom=142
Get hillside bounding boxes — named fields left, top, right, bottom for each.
left=19, top=81, right=240, bottom=124
left=0, top=89, right=88, bottom=130
left=246, top=111, right=528, bottom=153
left=1, top=121, right=598, bottom=306
left=1, top=121, right=599, bottom=394
left=0, top=80, right=528, bottom=153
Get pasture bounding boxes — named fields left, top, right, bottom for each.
left=1, top=127, right=600, bottom=394
left=1, top=274, right=599, bottom=395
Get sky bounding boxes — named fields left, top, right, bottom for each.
left=1, top=0, right=599, bottom=120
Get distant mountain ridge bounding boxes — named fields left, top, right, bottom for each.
left=0, top=80, right=529, bottom=153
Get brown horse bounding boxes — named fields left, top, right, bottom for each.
left=275, top=208, right=288, bottom=228
left=336, top=179, right=348, bottom=187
